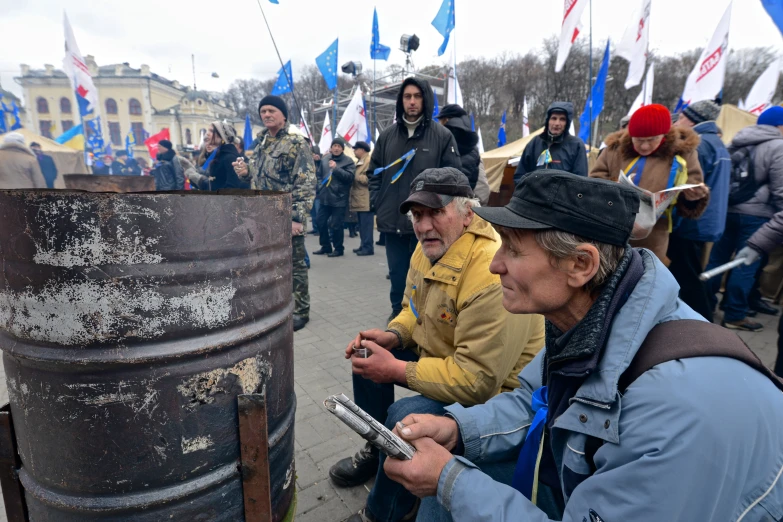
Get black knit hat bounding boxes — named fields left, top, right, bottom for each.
left=438, top=104, right=468, bottom=119
left=354, top=141, right=371, bottom=152
left=311, top=145, right=321, bottom=155
left=331, top=137, right=346, bottom=149
left=258, top=95, right=289, bottom=120
left=158, top=139, right=172, bottom=150
left=682, top=100, right=721, bottom=125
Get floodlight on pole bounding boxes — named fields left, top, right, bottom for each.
left=341, top=61, right=363, bottom=77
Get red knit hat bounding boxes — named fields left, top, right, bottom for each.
left=628, top=104, right=671, bottom=138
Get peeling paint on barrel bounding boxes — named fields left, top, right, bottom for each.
left=0, top=280, right=237, bottom=345
left=176, top=356, right=272, bottom=410
left=181, top=436, right=213, bottom=454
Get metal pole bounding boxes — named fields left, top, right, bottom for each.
left=332, top=88, right=338, bottom=139
left=373, top=59, right=377, bottom=139
left=588, top=0, right=593, bottom=149
left=191, top=54, right=197, bottom=91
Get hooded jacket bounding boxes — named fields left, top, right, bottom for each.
left=151, top=149, right=185, bottom=191
left=318, top=151, right=355, bottom=207
left=369, top=78, right=461, bottom=235
left=672, top=121, right=731, bottom=242
left=590, top=126, right=707, bottom=263
left=513, top=102, right=589, bottom=184
left=208, top=143, right=243, bottom=190
left=436, top=249, right=783, bottom=522
left=0, top=141, right=46, bottom=189
left=443, top=115, right=481, bottom=190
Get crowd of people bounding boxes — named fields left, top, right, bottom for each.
left=2, top=74, right=783, bottom=520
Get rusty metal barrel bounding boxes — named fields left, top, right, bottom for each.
left=0, top=189, right=296, bottom=521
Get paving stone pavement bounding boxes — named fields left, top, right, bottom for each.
left=0, top=229, right=780, bottom=521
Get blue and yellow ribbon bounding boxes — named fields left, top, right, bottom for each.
left=536, top=149, right=552, bottom=168
left=409, top=285, right=420, bottom=320
left=373, top=149, right=416, bottom=184
left=321, top=171, right=333, bottom=187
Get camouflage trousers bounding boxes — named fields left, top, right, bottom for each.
left=292, top=235, right=310, bottom=318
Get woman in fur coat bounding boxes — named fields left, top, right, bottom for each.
left=590, top=104, right=710, bottom=264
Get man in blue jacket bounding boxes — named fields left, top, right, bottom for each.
left=383, top=172, right=783, bottom=522
left=670, top=100, right=731, bottom=321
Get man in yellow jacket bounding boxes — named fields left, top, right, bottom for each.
left=330, top=167, right=545, bottom=522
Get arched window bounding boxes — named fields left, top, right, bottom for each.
left=37, top=97, right=49, bottom=114
left=105, top=98, right=118, bottom=115
left=129, top=98, right=142, bottom=115
left=185, top=128, right=192, bottom=145
left=60, top=97, right=72, bottom=114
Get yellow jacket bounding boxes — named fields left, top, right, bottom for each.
left=388, top=216, right=545, bottom=406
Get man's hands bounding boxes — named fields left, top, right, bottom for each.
left=328, top=160, right=337, bottom=169
left=351, top=340, right=407, bottom=384
left=344, top=329, right=400, bottom=359
left=383, top=414, right=461, bottom=498
left=682, top=183, right=709, bottom=201
left=737, top=245, right=762, bottom=265
left=232, top=157, right=249, bottom=177
left=292, top=222, right=304, bottom=236
left=384, top=437, right=454, bottom=498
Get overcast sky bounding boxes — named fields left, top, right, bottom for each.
left=1, top=0, right=780, bottom=103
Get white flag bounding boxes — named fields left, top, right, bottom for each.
left=318, top=112, right=332, bottom=155
left=477, top=128, right=485, bottom=154
left=555, top=0, right=589, bottom=72
left=522, top=98, right=530, bottom=137
left=680, top=3, right=732, bottom=106
left=628, top=63, right=655, bottom=117
left=617, top=0, right=652, bottom=89
left=63, top=13, right=99, bottom=115
left=299, top=108, right=312, bottom=141
left=447, top=39, right=464, bottom=106
left=336, top=87, right=369, bottom=146
left=569, top=121, right=576, bottom=136
left=739, top=59, right=781, bottom=116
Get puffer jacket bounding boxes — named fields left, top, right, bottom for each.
left=369, top=77, right=461, bottom=235
left=319, top=152, right=355, bottom=207
left=387, top=217, right=545, bottom=406
left=591, top=126, right=707, bottom=263
left=513, top=102, right=589, bottom=184
left=437, top=248, right=783, bottom=522
left=443, top=115, right=481, bottom=189
left=672, top=121, right=731, bottom=242
left=208, top=143, right=242, bottom=190
left=0, top=142, right=46, bottom=189
left=350, top=156, right=371, bottom=212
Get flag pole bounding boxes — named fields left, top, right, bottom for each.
left=373, top=58, right=377, bottom=139
left=332, top=89, right=338, bottom=139
left=588, top=0, right=593, bottom=150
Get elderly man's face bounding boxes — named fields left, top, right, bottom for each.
left=410, top=201, right=472, bottom=263
left=490, top=229, right=574, bottom=315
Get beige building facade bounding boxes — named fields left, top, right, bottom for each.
left=15, top=57, right=235, bottom=161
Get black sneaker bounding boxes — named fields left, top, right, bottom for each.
left=312, top=248, right=332, bottom=255
left=722, top=319, right=764, bottom=332
left=750, top=300, right=779, bottom=316
left=329, top=443, right=378, bottom=488
left=293, top=315, right=309, bottom=331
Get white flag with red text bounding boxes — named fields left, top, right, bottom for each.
left=617, top=0, right=652, bottom=89
left=555, top=0, right=588, bottom=72
left=680, top=3, right=732, bottom=106
left=739, top=59, right=781, bottom=116
left=63, top=12, right=99, bottom=115
left=318, top=112, right=332, bottom=155
left=628, top=64, right=655, bottom=117
left=336, top=87, right=369, bottom=146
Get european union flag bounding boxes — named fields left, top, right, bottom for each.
left=86, top=117, right=105, bottom=153
left=11, top=102, right=22, bottom=130
left=244, top=113, right=254, bottom=151
left=763, top=0, right=783, bottom=36
left=316, top=39, right=339, bottom=91
left=371, top=8, right=391, bottom=61
left=497, top=111, right=507, bottom=147
left=0, top=96, right=7, bottom=134
left=432, top=0, right=455, bottom=56
left=433, top=89, right=440, bottom=119
left=272, top=60, right=294, bottom=96
left=578, top=40, right=611, bottom=143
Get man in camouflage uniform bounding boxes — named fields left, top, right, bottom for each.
left=233, top=95, right=316, bottom=331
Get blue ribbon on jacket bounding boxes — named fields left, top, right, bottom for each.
left=373, top=149, right=416, bottom=184
left=409, top=285, right=420, bottom=320
left=511, top=386, right=549, bottom=501
left=202, top=148, right=218, bottom=172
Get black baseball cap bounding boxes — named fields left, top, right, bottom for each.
left=399, top=167, right=474, bottom=214
left=473, top=171, right=640, bottom=246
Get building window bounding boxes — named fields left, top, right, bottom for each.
left=185, top=128, right=192, bottom=145
left=105, top=98, right=118, bottom=115
left=37, top=97, right=49, bottom=114
left=39, top=120, right=52, bottom=138
left=60, top=97, right=72, bottom=114
left=131, top=122, right=145, bottom=144
left=129, top=98, right=142, bottom=115
left=109, top=122, right=122, bottom=146
left=62, top=120, right=74, bottom=132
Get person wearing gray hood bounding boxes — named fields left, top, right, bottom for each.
left=705, top=106, right=783, bottom=332
left=513, top=101, right=588, bottom=184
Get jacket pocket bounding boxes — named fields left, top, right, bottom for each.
left=561, top=433, right=593, bottom=500
left=736, top=460, right=783, bottom=522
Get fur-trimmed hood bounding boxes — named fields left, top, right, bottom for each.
left=604, top=126, right=701, bottom=161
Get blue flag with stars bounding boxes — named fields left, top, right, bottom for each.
left=86, top=117, right=105, bottom=153
left=316, top=39, right=339, bottom=91
left=433, top=89, right=440, bottom=119
left=11, top=102, right=22, bottom=130
left=497, top=111, right=507, bottom=147
left=578, top=40, right=610, bottom=143
left=272, top=60, right=293, bottom=96
left=371, top=8, right=391, bottom=61
left=0, top=98, right=6, bottom=134
left=432, top=0, right=455, bottom=56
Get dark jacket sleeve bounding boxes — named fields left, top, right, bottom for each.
left=439, top=133, right=462, bottom=170
left=571, top=138, right=589, bottom=177
left=514, top=142, right=534, bottom=184
left=369, top=138, right=385, bottom=210
left=459, top=147, right=481, bottom=189
left=174, top=157, right=186, bottom=190
left=332, top=159, right=355, bottom=184
left=748, top=142, right=783, bottom=253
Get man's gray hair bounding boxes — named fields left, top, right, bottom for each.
left=453, top=196, right=481, bottom=217
left=533, top=229, right=625, bottom=293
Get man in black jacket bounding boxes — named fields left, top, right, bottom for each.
left=437, top=104, right=480, bottom=189
left=152, top=139, right=186, bottom=191
left=513, top=101, right=588, bottom=184
left=369, top=77, right=461, bottom=319
left=111, top=150, right=138, bottom=176
left=314, top=137, right=356, bottom=257
left=30, top=142, right=58, bottom=188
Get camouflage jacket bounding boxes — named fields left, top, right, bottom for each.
left=247, top=125, right=316, bottom=225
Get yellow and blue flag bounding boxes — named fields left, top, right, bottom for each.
left=55, top=123, right=85, bottom=151
left=126, top=131, right=136, bottom=158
